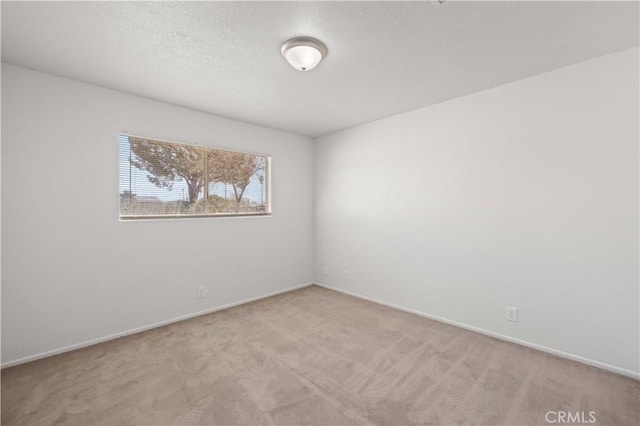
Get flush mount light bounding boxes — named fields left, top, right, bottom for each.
left=281, top=37, right=327, bottom=72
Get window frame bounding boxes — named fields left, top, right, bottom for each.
left=119, top=133, right=271, bottom=221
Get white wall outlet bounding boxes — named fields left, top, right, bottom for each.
left=506, top=306, right=519, bottom=322
left=323, top=266, right=329, bottom=276
left=343, top=270, right=350, bottom=281
left=197, top=286, right=205, bottom=299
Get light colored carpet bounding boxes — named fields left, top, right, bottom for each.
left=2, top=285, right=638, bottom=425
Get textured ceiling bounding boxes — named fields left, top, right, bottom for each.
left=2, top=1, right=638, bottom=137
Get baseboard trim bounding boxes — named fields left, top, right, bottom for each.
left=314, top=282, right=640, bottom=381
left=1, top=282, right=314, bottom=369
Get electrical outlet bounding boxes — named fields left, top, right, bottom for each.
left=506, top=306, right=518, bottom=322
left=323, top=266, right=329, bottom=276
left=343, top=270, right=350, bottom=281
left=197, top=286, right=205, bottom=299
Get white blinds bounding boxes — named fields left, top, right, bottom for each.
left=119, top=134, right=269, bottom=219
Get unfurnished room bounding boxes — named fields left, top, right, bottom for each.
left=1, top=1, right=639, bottom=425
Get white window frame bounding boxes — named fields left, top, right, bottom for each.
left=119, top=133, right=271, bottom=220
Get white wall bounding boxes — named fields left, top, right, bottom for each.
left=2, top=48, right=638, bottom=377
left=314, top=48, right=639, bottom=376
left=1, top=64, right=314, bottom=366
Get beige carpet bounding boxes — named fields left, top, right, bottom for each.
left=2, top=285, right=639, bottom=425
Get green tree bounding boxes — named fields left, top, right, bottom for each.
left=209, top=150, right=264, bottom=212
left=119, top=190, right=136, bottom=201
left=129, top=137, right=205, bottom=204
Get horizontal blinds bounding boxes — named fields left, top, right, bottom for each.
left=119, top=135, right=268, bottom=218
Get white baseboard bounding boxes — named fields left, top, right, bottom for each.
left=6, top=281, right=638, bottom=380
left=314, top=282, right=640, bottom=381
left=1, top=282, right=314, bottom=369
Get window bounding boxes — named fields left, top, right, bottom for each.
left=119, top=134, right=269, bottom=219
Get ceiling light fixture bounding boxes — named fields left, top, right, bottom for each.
left=281, top=37, right=327, bottom=72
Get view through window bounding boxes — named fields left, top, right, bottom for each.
left=119, top=135, right=269, bottom=219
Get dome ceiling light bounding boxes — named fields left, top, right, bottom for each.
left=281, top=37, right=327, bottom=72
